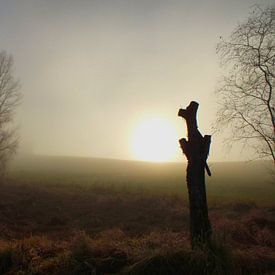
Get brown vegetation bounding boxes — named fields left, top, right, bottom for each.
left=0, top=177, right=275, bottom=274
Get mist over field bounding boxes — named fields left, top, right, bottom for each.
left=0, top=0, right=272, bottom=162
left=0, top=0, right=274, bottom=274
left=8, top=155, right=275, bottom=204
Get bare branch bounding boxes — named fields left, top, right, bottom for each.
left=216, top=6, right=275, bottom=164
left=0, top=51, right=21, bottom=177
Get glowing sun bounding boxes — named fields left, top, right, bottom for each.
left=131, top=117, right=178, bottom=162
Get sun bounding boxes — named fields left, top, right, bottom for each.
left=131, top=117, right=178, bottom=162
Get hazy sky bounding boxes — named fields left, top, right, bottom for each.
left=0, top=0, right=273, bottom=161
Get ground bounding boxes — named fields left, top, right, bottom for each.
left=0, top=156, right=274, bottom=274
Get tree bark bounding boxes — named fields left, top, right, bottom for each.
left=178, top=101, right=212, bottom=248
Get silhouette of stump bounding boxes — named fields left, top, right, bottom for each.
left=178, top=101, right=212, bottom=248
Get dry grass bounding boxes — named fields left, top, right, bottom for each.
left=0, top=179, right=275, bottom=274
left=1, top=157, right=275, bottom=274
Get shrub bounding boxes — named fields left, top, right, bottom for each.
left=0, top=248, right=13, bottom=274
left=123, top=238, right=232, bottom=275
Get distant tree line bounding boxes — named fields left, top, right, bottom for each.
left=0, top=51, right=20, bottom=179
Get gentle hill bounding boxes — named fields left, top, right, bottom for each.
left=8, top=155, right=275, bottom=204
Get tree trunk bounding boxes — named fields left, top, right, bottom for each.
left=178, top=101, right=212, bottom=248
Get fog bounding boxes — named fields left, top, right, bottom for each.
left=0, top=0, right=273, bottom=161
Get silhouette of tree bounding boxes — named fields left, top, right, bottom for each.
left=0, top=51, right=20, bottom=178
left=178, top=101, right=212, bottom=248
left=216, top=6, right=275, bottom=163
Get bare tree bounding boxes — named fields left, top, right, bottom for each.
left=178, top=101, right=212, bottom=248
left=216, top=6, right=275, bottom=163
left=0, top=51, right=20, bottom=178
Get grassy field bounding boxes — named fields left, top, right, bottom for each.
left=8, top=155, right=275, bottom=203
left=0, top=155, right=274, bottom=274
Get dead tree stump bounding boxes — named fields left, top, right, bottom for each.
left=178, top=101, right=212, bottom=248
